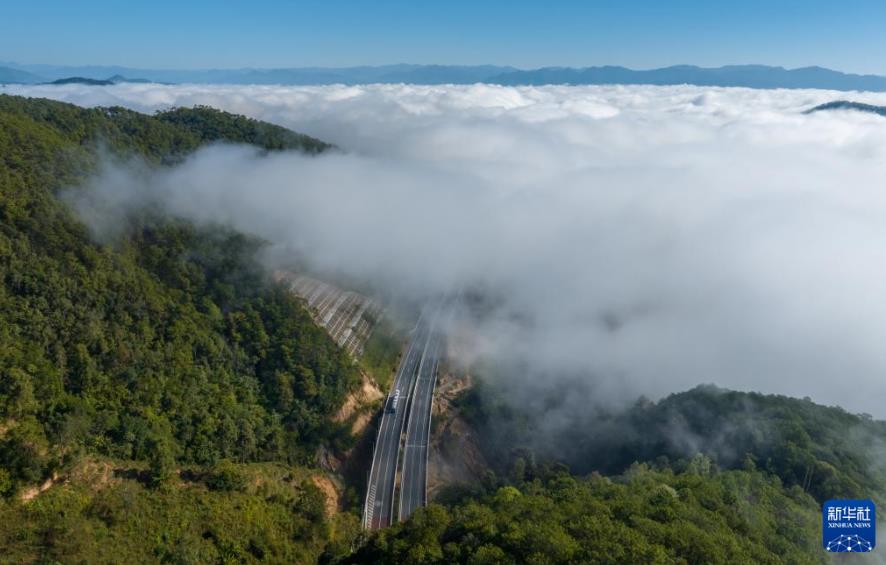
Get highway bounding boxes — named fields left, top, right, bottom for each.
left=362, top=311, right=433, bottom=529
left=398, top=320, right=443, bottom=521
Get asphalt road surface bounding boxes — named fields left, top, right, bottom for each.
left=363, top=312, right=433, bottom=529
left=398, top=321, right=444, bottom=521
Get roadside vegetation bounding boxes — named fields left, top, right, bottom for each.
left=0, top=456, right=360, bottom=564
left=359, top=316, right=404, bottom=391
left=352, top=459, right=823, bottom=564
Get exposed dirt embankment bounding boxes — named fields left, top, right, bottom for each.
left=319, top=370, right=383, bottom=475
left=334, top=370, right=384, bottom=437
left=427, top=325, right=490, bottom=499
left=317, top=368, right=386, bottom=506
left=428, top=371, right=489, bottom=499
left=19, top=473, right=59, bottom=502
left=428, top=318, right=489, bottom=500
left=311, top=474, right=341, bottom=517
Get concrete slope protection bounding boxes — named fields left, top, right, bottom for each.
left=277, top=272, right=382, bottom=357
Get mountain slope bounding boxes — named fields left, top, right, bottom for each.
left=460, top=381, right=886, bottom=506
left=0, top=459, right=356, bottom=563
left=356, top=382, right=886, bottom=563
left=806, top=100, right=886, bottom=117
left=351, top=463, right=823, bottom=564
left=0, top=95, right=352, bottom=499
left=49, top=76, right=115, bottom=86
left=156, top=105, right=332, bottom=152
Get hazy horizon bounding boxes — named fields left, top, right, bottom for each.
left=4, top=60, right=886, bottom=75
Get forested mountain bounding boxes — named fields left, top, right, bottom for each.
left=48, top=77, right=115, bottom=86
left=362, top=385, right=886, bottom=563
left=352, top=462, right=824, bottom=564
left=458, top=381, right=886, bottom=507
left=0, top=95, right=361, bottom=561
left=570, top=385, right=886, bottom=505
left=0, top=93, right=346, bottom=482
left=2, top=94, right=884, bottom=563
left=156, top=106, right=331, bottom=153
left=806, top=100, right=886, bottom=117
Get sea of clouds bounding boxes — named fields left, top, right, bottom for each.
left=9, top=82, right=886, bottom=417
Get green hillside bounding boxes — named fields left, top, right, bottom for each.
left=0, top=459, right=359, bottom=564
left=459, top=380, right=886, bottom=507
left=156, top=106, right=332, bottom=153
left=369, top=379, right=886, bottom=564
left=356, top=381, right=886, bottom=564
left=0, top=94, right=363, bottom=562
left=49, top=77, right=115, bottom=86
left=352, top=462, right=823, bottom=564
left=0, top=94, right=354, bottom=493
left=571, top=385, right=886, bottom=505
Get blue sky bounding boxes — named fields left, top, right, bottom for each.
left=4, top=0, right=886, bottom=73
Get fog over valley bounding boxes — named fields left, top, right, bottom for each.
left=12, top=81, right=886, bottom=418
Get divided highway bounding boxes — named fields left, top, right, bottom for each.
left=363, top=305, right=445, bottom=529
left=362, top=311, right=434, bottom=529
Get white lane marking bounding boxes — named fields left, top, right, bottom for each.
left=363, top=314, right=425, bottom=528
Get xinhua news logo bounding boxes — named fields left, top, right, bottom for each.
left=823, top=499, right=876, bottom=553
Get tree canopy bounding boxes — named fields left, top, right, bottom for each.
left=352, top=462, right=823, bottom=564
left=0, top=94, right=356, bottom=498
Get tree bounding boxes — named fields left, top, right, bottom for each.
left=147, top=435, right=176, bottom=487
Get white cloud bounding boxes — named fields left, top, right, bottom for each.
left=12, top=82, right=886, bottom=417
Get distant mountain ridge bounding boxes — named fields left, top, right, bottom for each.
left=0, top=68, right=156, bottom=86
left=4, top=61, right=886, bottom=91
left=0, top=65, right=44, bottom=84
left=45, top=75, right=154, bottom=86
left=490, top=64, right=886, bottom=91
left=1, top=62, right=518, bottom=85
left=49, top=76, right=115, bottom=86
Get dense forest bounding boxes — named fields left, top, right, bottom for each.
left=573, top=385, right=886, bottom=505
left=806, top=100, right=886, bottom=117
left=0, top=95, right=360, bottom=561
left=3, top=94, right=886, bottom=563
left=353, top=461, right=824, bottom=564
left=458, top=382, right=886, bottom=507
left=358, top=384, right=886, bottom=563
